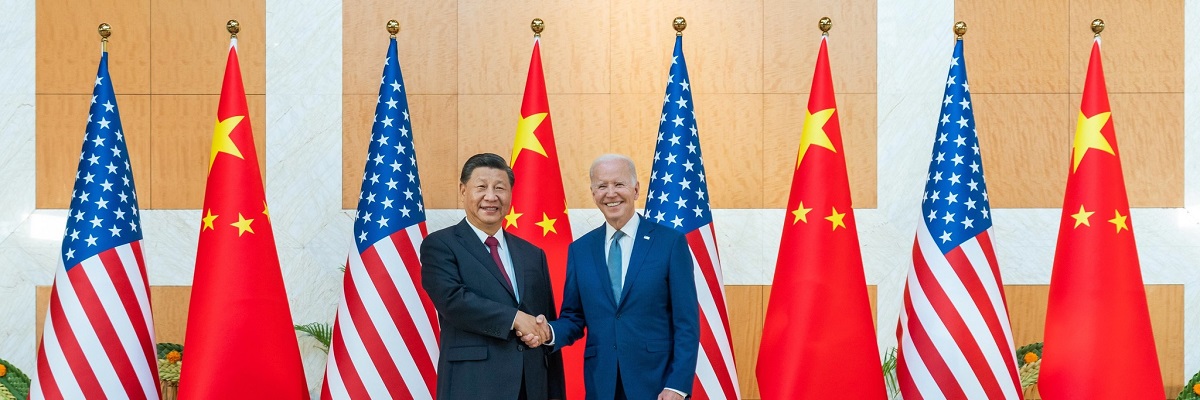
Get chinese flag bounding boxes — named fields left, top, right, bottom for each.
left=506, top=36, right=578, bottom=397
left=757, top=35, right=886, bottom=399
left=178, top=39, right=308, bottom=398
left=1039, top=37, right=1164, bottom=399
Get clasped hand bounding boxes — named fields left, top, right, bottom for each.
left=512, top=311, right=551, bottom=348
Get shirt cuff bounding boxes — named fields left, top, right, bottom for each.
left=545, top=324, right=556, bottom=345
left=665, top=387, right=687, bottom=398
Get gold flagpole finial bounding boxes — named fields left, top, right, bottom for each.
left=954, top=21, right=967, bottom=40
left=387, top=20, right=399, bottom=37
left=1091, top=19, right=1104, bottom=37
left=98, top=23, right=111, bottom=52
left=531, top=18, right=544, bottom=37
left=819, top=17, right=832, bottom=36
left=673, top=17, right=686, bottom=36
left=227, top=20, right=240, bottom=38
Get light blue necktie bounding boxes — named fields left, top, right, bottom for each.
left=608, top=230, right=625, bottom=302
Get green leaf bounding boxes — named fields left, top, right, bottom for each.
left=0, top=358, right=32, bottom=400
left=295, top=322, right=333, bottom=353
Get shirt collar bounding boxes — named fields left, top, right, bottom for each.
left=466, top=220, right=506, bottom=249
left=605, top=214, right=641, bottom=242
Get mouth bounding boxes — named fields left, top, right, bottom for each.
left=480, top=205, right=501, bottom=213
left=604, top=201, right=623, bottom=208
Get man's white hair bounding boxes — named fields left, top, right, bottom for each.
left=589, top=154, right=638, bottom=185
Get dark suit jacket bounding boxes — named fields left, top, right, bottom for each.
left=420, top=219, right=565, bottom=400
left=549, top=217, right=700, bottom=399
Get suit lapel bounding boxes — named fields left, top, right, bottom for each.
left=619, top=217, right=654, bottom=307
left=453, top=220, right=516, bottom=301
left=589, top=226, right=618, bottom=307
left=507, top=235, right=531, bottom=304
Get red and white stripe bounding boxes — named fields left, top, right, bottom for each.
left=897, top=224, right=1021, bottom=400
left=31, top=241, right=160, bottom=400
left=684, top=223, right=741, bottom=400
left=322, top=223, right=439, bottom=400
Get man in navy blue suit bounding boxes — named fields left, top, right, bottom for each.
left=543, top=154, right=699, bottom=400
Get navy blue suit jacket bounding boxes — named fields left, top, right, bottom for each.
left=549, top=217, right=699, bottom=399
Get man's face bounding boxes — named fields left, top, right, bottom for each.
left=590, top=159, right=639, bottom=228
left=460, top=167, right=511, bottom=234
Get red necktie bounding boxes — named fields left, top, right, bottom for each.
left=484, top=236, right=513, bottom=289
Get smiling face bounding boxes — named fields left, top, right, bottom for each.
left=590, top=157, right=639, bottom=230
left=460, top=166, right=512, bottom=235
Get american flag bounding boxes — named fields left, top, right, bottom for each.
left=31, top=51, right=160, bottom=399
left=896, top=38, right=1022, bottom=399
left=644, top=35, right=741, bottom=400
left=321, top=37, right=440, bottom=399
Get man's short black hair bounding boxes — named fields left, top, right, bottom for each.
left=459, top=153, right=515, bottom=185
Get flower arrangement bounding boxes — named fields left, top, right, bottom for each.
left=0, top=358, right=30, bottom=400
left=156, top=342, right=183, bottom=398
left=1178, top=368, right=1200, bottom=399
left=1015, top=342, right=1043, bottom=390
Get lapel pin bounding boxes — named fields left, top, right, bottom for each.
left=642, top=236, right=650, bottom=240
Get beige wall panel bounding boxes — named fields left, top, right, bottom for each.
left=726, top=285, right=763, bottom=398
left=530, top=2, right=610, bottom=94
left=149, top=95, right=266, bottom=209
left=610, top=93, right=667, bottom=201
left=456, top=94, right=522, bottom=184
left=763, top=93, right=877, bottom=209
left=457, top=2, right=541, bottom=95
left=343, top=95, right=460, bottom=210
left=1105, top=93, right=1183, bottom=207
left=149, top=0, right=266, bottom=95
left=1003, top=284, right=1184, bottom=398
left=37, top=95, right=153, bottom=209
left=693, top=94, right=763, bottom=208
left=343, top=0, right=457, bottom=95
left=972, top=93, right=1071, bottom=208
left=545, top=94, right=611, bottom=208
left=1067, top=1, right=1183, bottom=93
left=38, top=286, right=192, bottom=346
left=955, top=1, right=1068, bottom=94
left=36, top=0, right=151, bottom=95
left=610, top=0, right=764, bottom=94
left=762, top=0, right=876, bottom=94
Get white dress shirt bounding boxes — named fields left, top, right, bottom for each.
left=467, top=223, right=519, bottom=301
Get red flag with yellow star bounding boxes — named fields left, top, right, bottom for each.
left=757, top=35, right=886, bottom=399
left=1039, top=37, right=1164, bottom=399
left=506, top=36, right=579, bottom=397
left=178, top=39, right=308, bottom=398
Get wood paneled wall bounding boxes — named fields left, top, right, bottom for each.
left=341, top=0, right=878, bottom=210
left=35, top=0, right=266, bottom=209
left=958, top=0, right=1183, bottom=208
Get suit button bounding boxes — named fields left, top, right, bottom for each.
left=518, top=345, right=525, bottom=352
left=616, top=314, right=621, bottom=319
left=612, top=345, right=617, bottom=350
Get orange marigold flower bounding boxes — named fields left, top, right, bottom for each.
left=166, top=350, right=182, bottom=364
left=1192, top=382, right=1199, bottom=395
left=0, top=363, right=7, bottom=377
left=1022, top=352, right=1039, bottom=364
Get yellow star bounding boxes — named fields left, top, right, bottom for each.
left=230, top=213, right=255, bottom=236
left=505, top=208, right=523, bottom=229
left=511, top=112, right=549, bottom=165
left=262, top=202, right=271, bottom=222
left=202, top=209, right=219, bottom=231
left=211, top=115, right=246, bottom=168
left=1072, top=111, right=1113, bottom=173
left=1070, top=205, right=1094, bottom=228
left=535, top=212, right=558, bottom=236
left=1108, top=209, right=1129, bottom=233
left=797, top=108, right=837, bottom=169
left=791, top=201, right=813, bottom=224
left=825, top=207, right=847, bottom=231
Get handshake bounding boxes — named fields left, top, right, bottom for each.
left=512, top=311, right=552, bottom=348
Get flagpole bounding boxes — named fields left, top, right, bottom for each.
left=98, top=23, right=110, bottom=53
left=819, top=16, right=831, bottom=36
left=673, top=16, right=685, bottom=35
left=954, top=21, right=967, bottom=40
left=227, top=19, right=239, bottom=38
left=387, top=19, right=399, bottom=38
left=1092, top=18, right=1104, bottom=37
left=531, top=17, right=543, bottom=37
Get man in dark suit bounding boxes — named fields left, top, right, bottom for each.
left=421, top=153, right=564, bottom=400
left=544, top=154, right=699, bottom=400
